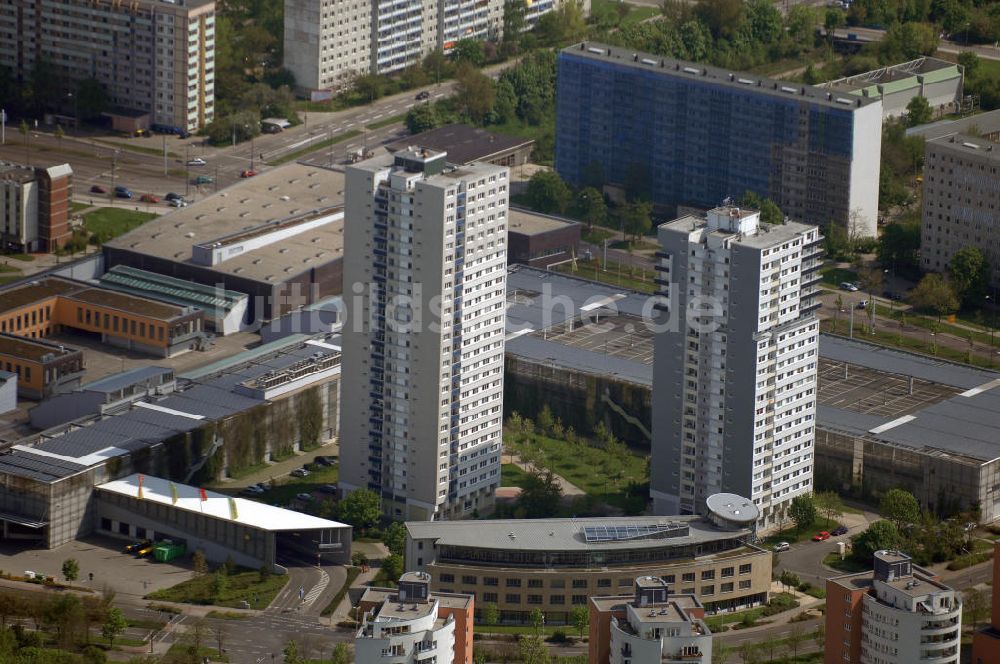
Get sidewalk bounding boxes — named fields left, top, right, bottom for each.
left=502, top=452, right=585, bottom=496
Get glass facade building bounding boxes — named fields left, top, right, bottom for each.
left=555, top=43, right=882, bottom=236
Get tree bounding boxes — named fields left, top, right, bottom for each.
left=406, top=103, right=441, bottom=135
left=909, top=273, right=959, bottom=320
left=570, top=605, right=589, bottom=638
left=786, top=624, right=806, bottom=658
left=211, top=569, right=228, bottom=596
left=949, top=246, right=990, bottom=306
left=55, top=124, right=65, bottom=148
left=101, top=607, right=127, bottom=649
left=965, top=587, right=988, bottom=628
left=528, top=607, right=545, bottom=635
left=75, top=78, right=109, bottom=121
left=452, top=39, right=486, bottom=67
left=824, top=8, right=844, bottom=37
left=454, top=63, right=496, bottom=125
left=381, top=553, right=404, bottom=582
left=383, top=521, right=407, bottom=557
left=336, top=489, right=382, bottom=532
left=695, top=0, right=746, bottom=39
left=815, top=491, right=845, bottom=528
left=851, top=520, right=902, bottom=563
left=516, top=468, right=563, bottom=518
left=574, top=187, right=607, bottom=232
left=351, top=551, right=368, bottom=568
left=620, top=200, right=653, bottom=243
left=19, top=120, right=30, bottom=166
left=813, top=624, right=825, bottom=651
left=502, top=0, right=526, bottom=44
left=906, top=95, right=933, bottom=127
left=283, top=640, right=303, bottom=664
left=210, top=621, right=227, bottom=656
left=192, top=550, right=208, bottom=576
left=779, top=570, right=801, bottom=592
left=737, top=641, right=760, bottom=664
left=46, top=594, right=84, bottom=647
left=518, top=634, right=550, bottom=664
left=789, top=494, right=817, bottom=532
left=352, top=73, right=384, bottom=103
left=61, top=558, right=79, bottom=583
left=331, top=643, right=351, bottom=664
left=878, top=220, right=921, bottom=276
left=527, top=170, right=572, bottom=215
left=879, top=488, right=920, bottom=530
left=483, top=603, right=500, bottom=626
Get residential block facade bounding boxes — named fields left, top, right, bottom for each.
left=921, top=132, right=1000, bottom=288
left=0, top=0, right=215, bottom=131
left=339, top=148, right=508, bottom=520
left=826, top=550, right=962, bottom=664
left=651, top=206, right=822, bottom=529
left=0, top=163, right=72, bottom=253
left=555, top=42, right=882, bottom=237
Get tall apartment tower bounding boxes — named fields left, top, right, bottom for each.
left=650, top=205, right=822, bottom=529
left=555, top=42, right=882, bottom=237
left=826, top=550, right=962, bottom=664
left=0, top=163, right=73, bottom=253
left=339, top=148, right=509, bottom=520
left=0, top=0, right=215, bottom=132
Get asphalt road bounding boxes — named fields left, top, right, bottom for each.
left=831, top=27, right=1000, bottom=61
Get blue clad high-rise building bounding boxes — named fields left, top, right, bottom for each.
left=555, top=43, right=882, bottom=236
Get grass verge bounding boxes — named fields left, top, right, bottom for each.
left=3, top=253, right=36, bottom=261
left=145, top=569, right=288, bottom=608
left=268, top=129, right=363, bottom=166
left=366, top=113, right=407, bottom=130
left=321, top=566, right=361, bottom=616
left=166, top=643, right=228, bottom=662
left=820, top=266, right=858, bottom=288
left=822, top=552, right=870, bottom=573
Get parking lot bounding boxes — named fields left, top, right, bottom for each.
left=0, top=535, right=193, bottom=599
left=535, top=312, right=655, bottom=364
left=817, top=357, right=960, bottom=417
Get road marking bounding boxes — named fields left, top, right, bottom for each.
left=405, top=103, right=415, bottom=109
left=301, top=568, right=330, bottom=608
left=372, top=113, right=383, bottom=120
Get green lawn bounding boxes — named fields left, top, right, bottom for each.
left=69, top=201, right=90, bottom=214
left=552, top=260, right=657, bottom=293
left=263, top=463, right=340, bottom=506
left=145, top=568, right=288, bottom=608
left=0, top=263, right=23, bottom=285
left=515, top=434, right=647, bottom=511
left=820, top=266, right=858, bottom=288
left=268, top=129, right=363, bottom=166
left=822, top=319, right=999, bottom=368
left=82, top=207, right=158, bottom=243
left=3, top=252, right=35, bottom=262
left=166, top=643, right=229, bottom=662
left=501, top=463, right=531, bottom=488
left=874, top=303, right=1000, bottom=349
left=610, top=239, right=658, bottom=251
left=822, top=552, right=871, bottom=574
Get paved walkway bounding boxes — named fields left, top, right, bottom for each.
left=502, top=452, right=585, bottom=496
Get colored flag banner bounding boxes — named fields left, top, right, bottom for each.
left=199, top=487, right=207, bottom=511
left=137, top=474, right=144, bottom=500
left=228, top=497, right=238, bottom=521
left=169, top=482, right=179, bottom=505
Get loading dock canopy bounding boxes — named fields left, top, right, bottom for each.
left=0, top=512, right=47, bottom=528
left=98, top=474, right=348, bottom=532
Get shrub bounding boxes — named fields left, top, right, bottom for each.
left=547, top=630, right=569, bottom=643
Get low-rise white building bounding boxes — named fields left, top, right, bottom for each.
left=0, top=370, right=15, bottom=415
left=356, top=572, right=474, bottom=664
left=589, top=576, right=713, bottom=664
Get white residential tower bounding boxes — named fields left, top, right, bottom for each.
left=650, top=205, right=823, bottom=530
left=339, top=148, right=508, bottom=520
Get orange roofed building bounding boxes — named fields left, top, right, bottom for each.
left=356, top=571, right=474, bottom=664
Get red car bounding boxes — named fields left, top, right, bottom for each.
left=240, top=169, right=257, bottom=178
left=90, top=185, right=107, bottom=194
left=812, top=531, right=831, bottom=541
left=140, top=194, right=160, bottom=203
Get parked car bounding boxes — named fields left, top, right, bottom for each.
left=241, top=486, right=264, bottom=496
left=296, top=492, right=314, bottom=502
left=291, top=468, right=310, bottom=478
left=812, top=531, right=831, bottom=541
left=831, top=525, right=849, bottom=536
left=416, top=90, right=430, bottom=100
left=123, top=539, right=151, bottom=554
left=115, top=186, right=134, bottom=199
left=254, top=482, right=270, bottom=492
left=187, top=157, right=207, bottom=166
left=314, top=455, right=337, bottom=467
left=240, top=169, right=257, bottom=178
left=192, top=175, right=213, bottom=185
left=140, top=194, right=160, bottom=203
left=168, top=198, right=188, bottom=208
left=840, top=282, right=859, bottom=292
left=165, top=192, right=183, bottom=201
left=883, top=290, right=904, bottom=301
left=90, top=185, right=107, bottom=194
left=856, top=300, right=867, bottom=309
left=773, top=541, right=790, bottom=552
left=318, top=484, right=338, bottom=494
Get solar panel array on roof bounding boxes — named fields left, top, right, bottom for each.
left=0, top=451, right=86, bottom=482
left=582, top=522, right=689, bottom=543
